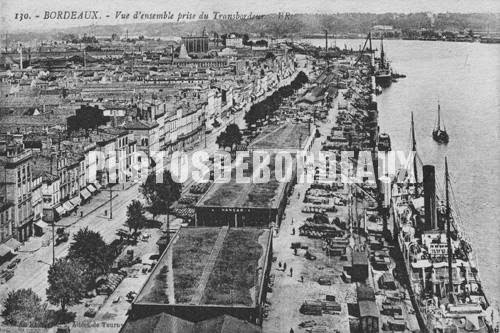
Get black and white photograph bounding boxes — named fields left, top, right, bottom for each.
left=0, top=0, right=498, bottom=332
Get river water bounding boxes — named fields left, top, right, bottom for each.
left=305, top=38, right=500, bottom=304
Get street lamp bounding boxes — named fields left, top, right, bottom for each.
left=105, top=170, right=115, bottom=220
left=52, top=221, right=55, bottom=265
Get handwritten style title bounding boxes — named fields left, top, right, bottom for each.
left=14, top=11, right=293, bottom=22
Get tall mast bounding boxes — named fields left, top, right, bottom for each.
left=445, top=157, right=453, bottom=297
left=368, top=32, right=372, bottom=53
left=380, top=36, right=385, bottom=68
left=324, top=30, right=328, bottom=51
left=411, top=113, right=418, bottom=185
left=437, top=102, right=441, bottom=131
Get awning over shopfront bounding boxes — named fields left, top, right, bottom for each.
left=62, top=201, right=75, bottom=212
left=87, top=184, right=97, bottom=193
left=93, top=182, right=102, bottom=190
left=70, top=196, right=81, bottom=207
left=4, top=238, right=21, bottom=252
left=35, top=220, right=50, bottom=229
left=55, top=205, right=66, bottom=215
left=0, top=244, right=12, bottom=257
left=80, top=188, right=92, bottom=199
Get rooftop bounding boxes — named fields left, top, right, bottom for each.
left=196, top=153, right=289, bottom=209
left=121, top=313, right=260, bottom=333
left=123, top=119, right=159, bottom=130
left=249, top=122, right=311, bottom=150
left=135, top=227, right=271, bottom=308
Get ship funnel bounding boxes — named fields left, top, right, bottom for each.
left=423, top=165, right=437, bottom=230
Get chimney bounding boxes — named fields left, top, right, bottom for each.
left=423, top=165, right=437, bottom=230
left=171, top=45, right=174, bottom=64
left=19, top=46, right=23, bottom=70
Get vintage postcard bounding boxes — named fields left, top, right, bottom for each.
left=0, top=0, right=498, bottom=332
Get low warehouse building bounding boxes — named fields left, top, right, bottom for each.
left=195, top=123, right=312, bottom=228
left=130, top=227, right=273, bottom=325
left=359, top=300, right=380, bottom=333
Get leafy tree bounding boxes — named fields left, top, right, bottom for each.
left=47, top=259, right=85, bottom=312
left=216, top=132, right=227, bottom=149
left=216, top=124, right=242, bottom=151
left=242, top=34, right=250, bottom=45
left=126, top=200, right=146, bottom=234
left=225, top=123, right=243, bottom=147
left=265, top=52, right=276, bottom=60
left=141, top=170, right=182, bottom=244
left=149, top=199, right=168, bottom=221
left=67, top=227, right=109, bottom=283
left=2, top=289, right=47, bottom=327
left=67, top=105, right=110, bottom=134
left=244, top=71, right=308, bottom=127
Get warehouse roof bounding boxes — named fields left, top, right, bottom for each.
left=196, top=153, right=289, bottom=209
left=359, top=300, right=379, bottom=318
left=249, top=122, right=311, bottom=150
left=121, top=313, right=261, bottom=333
left=135, top=227, right=271, bottom=307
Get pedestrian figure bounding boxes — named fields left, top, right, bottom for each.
left=290, top=267, right=293, bottom=277
left=294, top=248, right=298, bottom=255
left=291, top=218, right=294, bottom=225
left=290, top=329, right=294, bottom=333
left=292, top=228, right=295, bottom=235
left=283, top=262, right=287, bottom=272
left=301, top=275, right=304, bottom=283
left=279, top=261, right=282, bottom=269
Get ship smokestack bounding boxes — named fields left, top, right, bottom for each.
left=423, top=165, right=437, bottom=230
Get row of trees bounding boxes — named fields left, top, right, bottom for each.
left=244, top=71, right=309, bottom=126
left=2, top=227, right=112, bottom=326
left=3, top=170, right=182, bottom=327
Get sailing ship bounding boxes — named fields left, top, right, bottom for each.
left=389, top=115, right=498, bottom=333
left=375, top=36, right=393, bottom=87
left=433, top=103, right=449, bottom=144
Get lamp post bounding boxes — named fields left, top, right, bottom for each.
left=52, top=221, right=55, bottom=265
left=109, top=183, right=113, bottom=220
left=105, top=170, right=114, bottom=220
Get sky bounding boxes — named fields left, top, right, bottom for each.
left=1, top=0, right=499, bottom=32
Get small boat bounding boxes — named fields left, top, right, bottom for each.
left=378, top=132, right=391, bottom=151
left=432, top=102, right=449, bottom=144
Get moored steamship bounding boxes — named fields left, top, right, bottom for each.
left=389, top=116, right=499, bottom=333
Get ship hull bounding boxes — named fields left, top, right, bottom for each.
left=375, top=74, right=392, bottom=87
left=432, top=130, right=449, bottom=144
